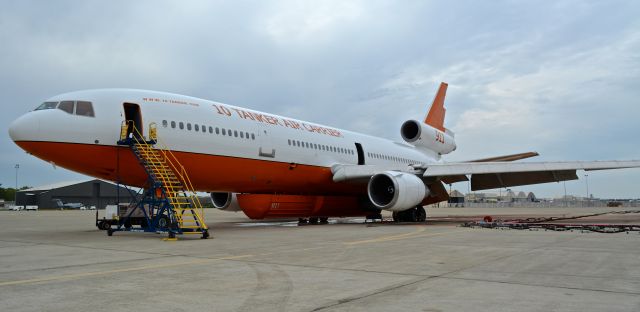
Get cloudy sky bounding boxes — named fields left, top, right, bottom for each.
left=1, top=0, right=639, bottom=198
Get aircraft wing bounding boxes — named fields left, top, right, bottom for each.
left=439, top=151, right=540, bottom=184
left=332, top=160, right=640, bottom=191
left=332, top=164, right=419, bottom=182
left=426, top=160, right=640, bottom=190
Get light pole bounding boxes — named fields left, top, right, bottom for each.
left=563, top=181, right=567, bottom=207
left=584, top=174, right=589, bottom=201
left=14, top=164, right=19, bottom=204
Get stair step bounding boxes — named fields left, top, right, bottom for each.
left=150, top=172, right=170, bottom=174
left=128, top=142, right=207, bottom=237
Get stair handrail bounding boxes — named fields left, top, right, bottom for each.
left=135, top=124, right=194, bottom=225
left=124, top=123, right=171, bottom=195
left=155, top=143, right=206, bottom=223
left=123, top=122, right=207, bottom=229
left=141, top=123, right=206, bottom=227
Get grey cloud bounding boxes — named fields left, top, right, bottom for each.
left=1, top=0, right=639, bottom=198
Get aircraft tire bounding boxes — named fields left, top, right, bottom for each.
left=157, top=216, right=170, bottom=230
left=416, top=206, right=426, bottom=222
left=394, top=208, right=419, bottom=222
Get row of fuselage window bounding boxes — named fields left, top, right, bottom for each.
left=368, top=152, right=419, bottom=164
left=288, top=139, right=355, bottom=155
left=161, top=120, right=256, bottom=140
left=161, top=119, right=419, bottom=164
left=288, top=138, right=419, bottom=164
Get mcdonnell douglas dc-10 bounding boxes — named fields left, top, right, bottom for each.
left=9, top=83, right=640, bottom=222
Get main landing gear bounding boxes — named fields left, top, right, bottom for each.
left=298, top=217, right=329, bottom=225
left=392, top=206, right=426, bottom=223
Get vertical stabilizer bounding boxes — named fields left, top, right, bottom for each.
left=424, top=82, right=448, bottom=132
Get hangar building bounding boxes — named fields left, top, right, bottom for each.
left=16, top=179, right=137, bottom=209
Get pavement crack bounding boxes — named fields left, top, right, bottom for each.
left=310, top=276, right=434, bottom=312
left=0, top=255, right=176, bottom=276
left=310, top=235, right=585, bottom=310
left=442, top=275, right=640, bottom=296
left=229, top=258, right=432, bottom=278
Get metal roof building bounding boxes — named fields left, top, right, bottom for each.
left=16, top=179, right=137, bottom=209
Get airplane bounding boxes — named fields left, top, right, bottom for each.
left=8, top=83, right=640, bottom=223
left=52, top=198, right=86, bottom=210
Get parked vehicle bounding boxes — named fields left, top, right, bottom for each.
left=7, top=205, right=37, bottom=211
left=96, top=204, right=169, bottom=231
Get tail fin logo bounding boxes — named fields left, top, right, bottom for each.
left=424, top=82, right=448, bottom=132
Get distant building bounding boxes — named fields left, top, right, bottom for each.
left=501, top=189, right=516, bottom=202
left=16, top=179, right=137, bottom=209
left=527, top=192, right=538, bottom=202
left=465, top=192, right=499, bottom=203
left=448, top=190, right=465, bottom=205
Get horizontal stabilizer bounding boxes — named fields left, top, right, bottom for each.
left=469, top=152, right=539, bottom=162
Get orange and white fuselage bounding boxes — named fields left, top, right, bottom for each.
left=9, top=88, right=455, bottom=218
left=12, top=85, right=638, bottom=220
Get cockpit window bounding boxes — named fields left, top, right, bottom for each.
left=75, top=101, right=94, bottom=117
left=58, top=101, right=75, bottom=114
left=35, top=100, right=95, bottom=117
left=35, top=102, right=58, bottom=111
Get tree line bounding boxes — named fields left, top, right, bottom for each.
left=0, top=186, right=30, bottom=201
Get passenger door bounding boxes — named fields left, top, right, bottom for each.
left=257, top=127, right=276, bottom=158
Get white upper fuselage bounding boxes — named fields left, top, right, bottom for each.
left=9, top=89, right=448, bottom=192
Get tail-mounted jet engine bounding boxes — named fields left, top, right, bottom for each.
left=400, top=120, right=456, bottom=155
left=367, top=171, right=429, bottom=211
left=210, top=192, right=241, bottom=212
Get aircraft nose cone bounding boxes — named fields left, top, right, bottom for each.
left=8, top=113, right=40, bottom=142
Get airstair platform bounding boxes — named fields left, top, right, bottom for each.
left=109, top=121, right=209, bottom=239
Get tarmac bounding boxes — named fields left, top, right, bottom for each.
left=1, top=207, right=639, bottom=312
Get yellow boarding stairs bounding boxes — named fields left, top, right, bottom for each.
left=114, top=121, right=209, bottom=239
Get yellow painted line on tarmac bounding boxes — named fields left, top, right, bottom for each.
left=0, top=254, right=254, bottom=287
left=344, top=228, right=472, bottom=245
left=256, top=246, right=325, bottom=256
